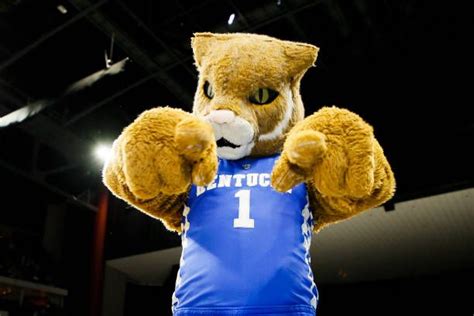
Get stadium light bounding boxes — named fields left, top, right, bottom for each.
left=228, top=13, right=236, bottom=25
left=94, top=143, right=112, bottom=163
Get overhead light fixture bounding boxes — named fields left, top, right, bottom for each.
left=228, top=13, right=236, bottom=25
left=94, top=143, right=113, bottom=163
left=57, top=4, right=68, bottom=14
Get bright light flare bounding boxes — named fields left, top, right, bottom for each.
left=94, top=143, right=113, bottom=163
left=57, top=4, right=68, bottom=14
left=228, top=13, right=236, bottom=25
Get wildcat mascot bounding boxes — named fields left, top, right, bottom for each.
left=103, top=33, right=395, bottom=316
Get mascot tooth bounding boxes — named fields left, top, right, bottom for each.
left=103, top=32, right=396, bottom=316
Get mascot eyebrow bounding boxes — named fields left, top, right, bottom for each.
left=103, top=32, right=395, bottom=316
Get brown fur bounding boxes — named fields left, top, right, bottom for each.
left=102, top=107, right=217, bottom=232
left=271, top=106, right=396, bottom=231
left=103, top=32, right=395, bottom=233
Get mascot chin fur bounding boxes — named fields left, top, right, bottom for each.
left=103, top=32, right=395, bottom=316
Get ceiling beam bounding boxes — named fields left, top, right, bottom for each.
left=0, top=158, right=97, bottom=212
left=0, top=0, right=108, bottom=73
left=63, top=55, right=197, bottom=126
left=55, top=0, right=324, bottom=124
left=158, top=0, right=215, bottom=27
left=0, top=87, right=91, bottom=171
left=68, top=0, right=193, bottom=106
left=210, top=0, right=324, bottom=34
left=115, top=0, right=196, bottom=78
left=0, top=88, right=98, bottom=211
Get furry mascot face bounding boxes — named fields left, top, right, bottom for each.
left=191, top=33, right=319, bottom=160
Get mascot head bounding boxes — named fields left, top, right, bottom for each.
left=191, top=32, right=319, bottom=160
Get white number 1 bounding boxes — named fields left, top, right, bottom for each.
left=233, top=189, right=255, bottom=228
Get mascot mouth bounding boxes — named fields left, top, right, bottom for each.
left=216, top=138, right=240, bottom=149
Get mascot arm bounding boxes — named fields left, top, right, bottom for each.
left=272, top=106, right=395, bottom=232
left=102, top=107, right=218, bottom=232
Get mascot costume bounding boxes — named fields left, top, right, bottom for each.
left=103, top=33, right=395, bottom=316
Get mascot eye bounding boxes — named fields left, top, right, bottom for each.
left=203, top=81, right=214, bottom=99
left=249, top=88, right=279, bottom=105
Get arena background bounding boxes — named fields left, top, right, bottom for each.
left=0, top=0, right=472, bottom=315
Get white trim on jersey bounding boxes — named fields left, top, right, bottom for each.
left=301, top=199, right=318, bottom=310
left=172, top=205, right=191, bottom=314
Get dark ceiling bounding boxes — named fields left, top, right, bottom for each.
left=0, top=0, right=472, bottom=256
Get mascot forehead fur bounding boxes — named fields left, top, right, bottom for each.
left=191, top=33, right=319, bottom=159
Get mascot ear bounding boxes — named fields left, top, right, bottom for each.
left=192, top=32, right=319, bottom=77
left=284, top=42, right=319, bottom=79
left=191, top=32, right=215, bottom=68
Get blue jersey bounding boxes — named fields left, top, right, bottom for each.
left=172, top=154, right=318, bottom=316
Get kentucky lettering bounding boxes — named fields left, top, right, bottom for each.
left=196, top=173, right=292, bottom=196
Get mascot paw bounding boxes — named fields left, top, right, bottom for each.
left=285, top=130, right=327, bottom=169
left=271, top=130, right=327, bottom=192
left=175, top=117, right=218, bottom=186
left=117, top=108, right=218, bottom=199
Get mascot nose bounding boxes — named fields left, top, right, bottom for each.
left=208, top=110, right=235, bottom=124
